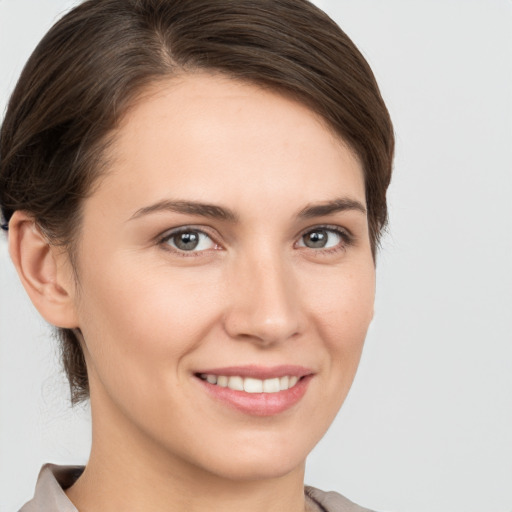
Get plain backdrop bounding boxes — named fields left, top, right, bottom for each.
left=1, top=1, right=511, bottom=511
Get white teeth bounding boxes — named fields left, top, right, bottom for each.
left=201, top=373, right=301, bottom=393
left=244, top=377, right=263, bottom=393
left=217, top=375, right=228, bottom=387
left=263, top=377, right=280, bottom=393
left=279, top=376, right=289, bottom=390
left=227, top=376, right=244, bottom=391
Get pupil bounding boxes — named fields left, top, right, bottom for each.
left=305, top=230, right=327, bottom=248
left=176, top=231, right=199, bottom=250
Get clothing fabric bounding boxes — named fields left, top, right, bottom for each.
left=19, top=464, right=374, bottom=512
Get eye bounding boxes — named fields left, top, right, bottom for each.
left=297, top=227, right=348, bottom=250
left=161, top=228, right=217, bottom=253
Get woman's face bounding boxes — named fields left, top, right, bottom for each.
left=71, top=74, right=375, bottom=481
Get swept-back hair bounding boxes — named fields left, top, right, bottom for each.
left=0, top=0, right=394, bottom=403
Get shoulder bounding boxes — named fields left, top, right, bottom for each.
left=18, top=464, right=83, bottom=512
left=305, top=485, right=376, bottom=512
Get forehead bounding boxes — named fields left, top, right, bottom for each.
left=91, top=73, right=365, bottom=219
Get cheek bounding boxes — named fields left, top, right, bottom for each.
left=292, top=261, right=375, bottom=437
left=75, top=253, right=224, bottom=387
left=306, top=260, right=375, bottom=412
left=306, top=261, right=375, bottom=350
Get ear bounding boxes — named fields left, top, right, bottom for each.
left=8, top=211, right=79, bottom=328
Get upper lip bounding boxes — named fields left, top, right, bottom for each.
left=194, top=365, right=313, bottom=380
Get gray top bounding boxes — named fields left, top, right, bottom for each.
left=19, top=464, right=374, bottom=512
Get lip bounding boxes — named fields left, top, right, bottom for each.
left=194, top=365, right=314, bottom=417
left=194, top=365, right=312, bottom=379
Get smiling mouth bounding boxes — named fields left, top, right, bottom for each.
left=194, top=366, right=313, bottom=415
left=197, top=374, right=301, bottom=393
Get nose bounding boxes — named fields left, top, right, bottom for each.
left=223, top=251, right=303, bottom=346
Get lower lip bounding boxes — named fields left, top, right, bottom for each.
left=196, top=375, right=312, bottom=416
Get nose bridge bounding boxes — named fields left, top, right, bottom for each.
left=224, top=246, right=302, bottom=344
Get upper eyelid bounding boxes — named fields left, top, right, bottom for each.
left=158, top=225, right=219, bottom=242
left=158, top=223, right=351, bottom=236
left=296, top=223, right=354, bottom=240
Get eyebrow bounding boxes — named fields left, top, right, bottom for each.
left=128, top=196, right=366, bottom=223
left=129, top=199, right=238, bottom=222
left=297, top=198, right=367, bottom=218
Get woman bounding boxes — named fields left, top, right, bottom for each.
left=0, top=0, right=393, bottom=511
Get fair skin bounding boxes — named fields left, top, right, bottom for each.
left=9, top=74, right=375, bottom=512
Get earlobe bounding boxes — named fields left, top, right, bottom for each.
left=8, top=211, right=79, bottom=329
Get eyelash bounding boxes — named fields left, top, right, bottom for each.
left=296, top=224, right=354, bottom=255
left=158, top=224, right=354, bottom=257
left=159, top=226, right=220, bottom=257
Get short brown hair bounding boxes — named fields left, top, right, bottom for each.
left=0, top=0, right=394, bottom=403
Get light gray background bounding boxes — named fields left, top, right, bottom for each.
left=1, top=1, right=511, bottom=511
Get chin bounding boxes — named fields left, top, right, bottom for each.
left=185, top=432, right=315, bottom=482
left=204, top=455, right=305, bottom=483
